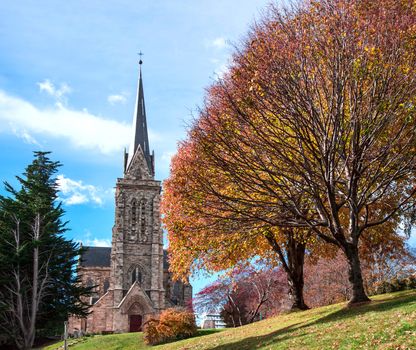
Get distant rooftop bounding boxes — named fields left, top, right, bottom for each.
left=80, top=246, right=111, bottom=267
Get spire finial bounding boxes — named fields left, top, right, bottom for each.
left=138, top=51, right=144, bottom=65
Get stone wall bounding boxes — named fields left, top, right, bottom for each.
left=85, top=291, right=114, bottom=333
left=163, top=269, right=193, bottom=308
left=79, top=266, right=111, bottom=303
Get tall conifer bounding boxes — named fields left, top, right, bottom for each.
left=0, top=152, right=90, bottom=349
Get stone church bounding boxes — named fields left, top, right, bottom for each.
left=68, top=60, right=192, bottom=334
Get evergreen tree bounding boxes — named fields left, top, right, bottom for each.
left=0, top=152, right=91, bottom=349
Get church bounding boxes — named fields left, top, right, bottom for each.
left=68, top=60, right=192, bottom=334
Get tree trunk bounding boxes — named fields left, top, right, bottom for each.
left=287, top=274, right=308, bottom=311
left=25, top=215, right=40, bottom=349
left=20, top=214, right=42, bottom=349
left=248, top=296, right=264, bottom=323
left=224, top=307, right=236, bottom=328
left=24, top=244, right=38, bottom=349
left=286, top=234, right=309, bottom=310
left=231, top=315, right=236, bottom=328
left=344, top=244, right=370, bottom=305
left=265, top=230, right=309, bottom=310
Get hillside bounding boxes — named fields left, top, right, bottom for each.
left=44, top=290, right=416, bottom=350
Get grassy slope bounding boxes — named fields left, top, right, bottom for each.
left=44, top=290, right=416, bottom=350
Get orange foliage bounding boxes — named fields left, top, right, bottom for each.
left=143, top=308, right=197, bottom=346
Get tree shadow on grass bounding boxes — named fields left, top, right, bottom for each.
left=206, top=291, right=415, bottom=350
left=206, top=324, right=303, bottom=350
left=154, top=329, right=224, bottom=346
left=194, top=329, right=225, bottom=337
left=306, top=291, right=416, bottom=326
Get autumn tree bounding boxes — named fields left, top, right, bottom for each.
left=164, top=0, right=416, bottom=307
left=241, top=266, right=288, bottom=322
left=195, top=279, right=246, bottom=328
left=194, top=265, right=287, bottom=327
left=0, top=152, right=91, bottom=349
left=163, top=137, right=311, bottom=309
left=270, top=0, right=414, bottom=304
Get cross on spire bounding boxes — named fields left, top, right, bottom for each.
left=138, top=51, right=144, bottom=65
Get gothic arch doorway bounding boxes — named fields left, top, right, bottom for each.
left=129, top=314, right=142, bottom=332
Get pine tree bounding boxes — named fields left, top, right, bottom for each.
left=0, top=152, right=91, bottom=349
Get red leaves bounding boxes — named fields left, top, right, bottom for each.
left=194, top=265, right=289, bottom=326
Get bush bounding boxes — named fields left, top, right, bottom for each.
left=373, top=276, right=416, bottom=295
left=405, top=276, right=416, bottom=289
left=143, top=308, right=197, bottom=345
left=143, top=319, right=160, bottom=345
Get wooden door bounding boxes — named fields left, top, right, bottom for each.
left=129, top=314, right=142, bottom=332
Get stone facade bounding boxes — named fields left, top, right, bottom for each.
left=68, top=64, right=192, bottom=334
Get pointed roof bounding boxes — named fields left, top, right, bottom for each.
left=117, top=281, right=155, bottom=314
left=126, top=61, right=153, bottom=173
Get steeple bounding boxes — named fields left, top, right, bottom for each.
left=126, top=57, right=154, bottom=175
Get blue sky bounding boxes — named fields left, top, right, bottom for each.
left=0, top=0, right=272, bottom=293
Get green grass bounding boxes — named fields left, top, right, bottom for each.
left=43, top=290, right=416, bottom=350
left=43, top=332, right=141, bottom=350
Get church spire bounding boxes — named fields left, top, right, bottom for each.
left=126, top=55, right=153, bottom=174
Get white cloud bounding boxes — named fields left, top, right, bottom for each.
left=85, top=238, right=111, bottom=247
left=0, top=90, right=135, bottom=154
left=209, top=37, right=227, bottom=50
left=108, top=94, right=127, bottom=105
left=158, top=150, right=176, bottom=175
left=66, top=193, right=88, bottom=205
left=20, top=131, right=39, bottom=145
left=214, top=63, right=228, bottom=78
left=77, top=231, right=112, bottom=247
left=206, top=38, right=229, bottom=78
left=57, top=174, right=112, bottom=206
left=161, top=150, right=175, bottom=163
left=11, top=126, right=41, bottom=147
left=37, top=79, right=72, bottom=101
left=38, top=80, right=54, bottom=95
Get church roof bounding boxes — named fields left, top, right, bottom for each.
left=126, top=60, right=153, bottom=173
left=80, top=246, right=111, bottom=267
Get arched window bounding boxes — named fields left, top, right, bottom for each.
left=140, top=199, right=146, bottom=235
left=131, top=266, right=142, bottom=285
left=131, top=199, right=137, bottom=228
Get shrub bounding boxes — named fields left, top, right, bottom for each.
left=405, top=276, right=416, bottom=289
left=373, top=276, right=416, bottom=295
left=143, top=308, right=197, bottom=345
left=143, top=319, right=160, bottom=345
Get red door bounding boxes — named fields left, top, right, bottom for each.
left=129, top=315, right=142, bottom=332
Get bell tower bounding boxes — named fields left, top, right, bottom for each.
left=110, top=58, right=165, bottom=317
left=67, top=57, right=193, bottom=335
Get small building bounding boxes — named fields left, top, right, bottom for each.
left=68, top=60, right=192, bottom=334
left=200, top=313, right=226, bottom=329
